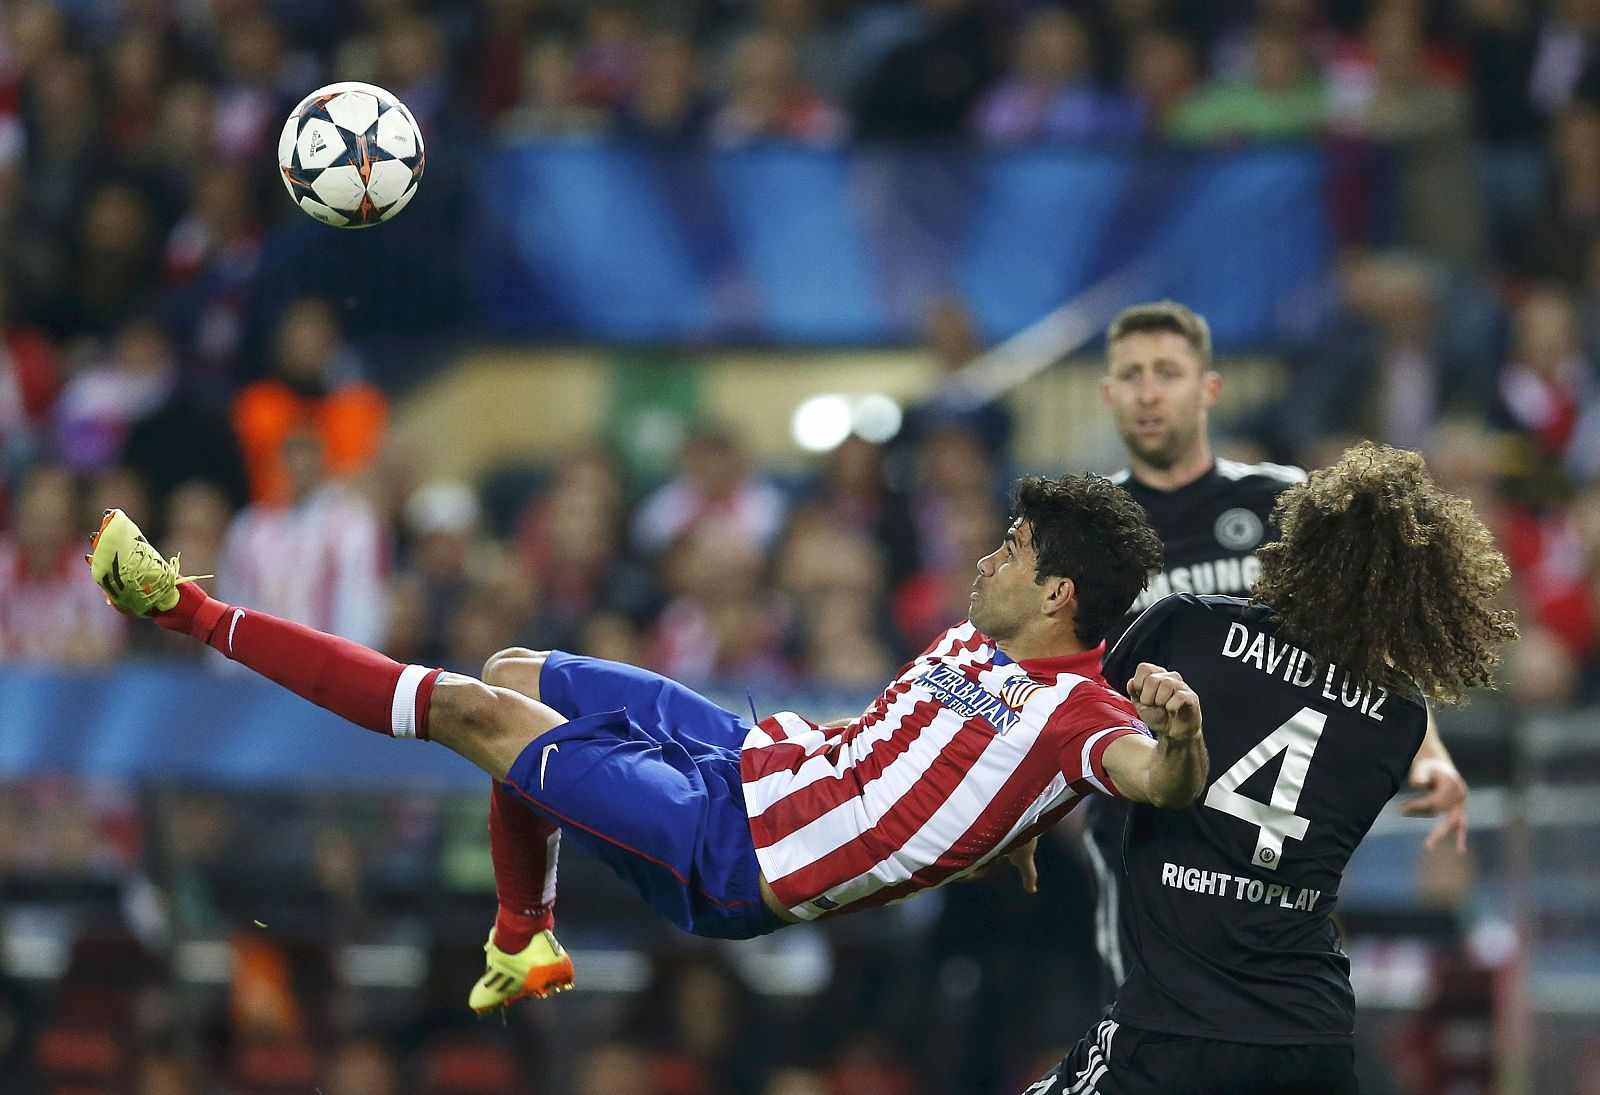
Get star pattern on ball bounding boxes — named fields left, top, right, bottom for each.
left=277, top=83, right=425, bottom=229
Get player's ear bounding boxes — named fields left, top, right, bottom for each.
left=1202, top=370, right=1222, bottom=408
left=1100, top=375, right=1115, bottom=407
left=1043, top=575, right=1075, bottom=617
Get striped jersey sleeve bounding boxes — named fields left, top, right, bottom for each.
left=740, top=621, right=1151, bottom=921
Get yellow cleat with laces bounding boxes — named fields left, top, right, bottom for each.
left=86, top=509, right=207, bottom=617
left=468, top=928, right=575, bottom=1013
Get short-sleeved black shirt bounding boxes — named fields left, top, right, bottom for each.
left=1103, top=594, right=1427, bottom=1045
left=1108, top=459, right=1305, bottom=642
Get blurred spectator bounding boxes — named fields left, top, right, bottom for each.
left=325, top=1036, right=401, bottom=1095
left=212, top=13, right=297, bottom=167
left=632, top=424, right=787, bottom=557
left=70, top=180, right=164, bottom=340
left=0, top=463, right=126, bottom=664
left=570, top=3, right=648, bottom=111
left=973, top=7, right=1143, bottom=143
left=1266, top=251, right=1493, bottom=460
left=161, top=480, right=233, bottom=582
left=472, top=0, right=570, bottom=121
left=151, top=80, right=219, bottom=197
left=1328, top=2, right=1484, bottom=265
left=133, top=1049, right=202, bottom=1095
left=1463, top=0, right=1547, bottom=248
left=1496, top=286, right=1600, bottom=477
left=218, top=429, right=389, bottom=647
left=1505, top=621, right=1581, bottom=705
left=120, top=350, right=251, bottom=519
left=892, top=484, right=1002, bottom=654
left=826, top=1034, right=917, bottom=1095
left=765, top=1068, right=830, bottom=1095
left=1125, top=26, right=1201, bottom=133
left=445, top=574, right=530, bottom=675
left=576, top=1042, right=657, bottom=1095
left=18, top=53, right=100, bottom=317
left=853, top=0, right=1000, bottom=140
left=775, top=502, right=897, bottom=681
left=163, top=162, right=266, bottom=391
left=575, top=609, right=649, bottom=663
left=895, top=295, right=1015, bottom=469
left=748, top=0, right=849, bottom=101
left=84, top=464, right=153, bottom=544
left=1169, top=20, right=1327, bottom=143
left=0, top=274, right=62, bottom=472
left=388, top=478, right=530, bottom=670
left=905, top=421, right=1004, bottom=573
left=502, top=38, right=610, bottom=136
left=802, top=435, right=918, bottom=585
left=228, top=936, right=305, bottom=1041
left=1528, top=0, right=1600, bottom=119
left=622, top=951, right=769, bottom=1095
left=54, top=315, right=178, bottom=473
left=515, top=448, right=650, bottom=646
left=232, top=297, right=387, bottom=506
left=1519, top=101, right=1600, bottom=285
left=615, top=32, right=713, bottom=141
left=375, top=13, right=456, bottom=137
left=712, top=30, right=843, bottom=144
left=104, top=27, right=170, bottom=166
left=652, top=532, right=790, bottom=687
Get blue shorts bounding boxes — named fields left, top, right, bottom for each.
left=502, top=651, right=785, bottom=940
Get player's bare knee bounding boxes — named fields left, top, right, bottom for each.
left=481, top=647, right=550, bottom=698
left=430, top=674, right=561, bottom=781
left=431, top=675, right=508, bottom=737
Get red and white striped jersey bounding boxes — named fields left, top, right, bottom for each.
left=741, top=620, right=1151, bottom=920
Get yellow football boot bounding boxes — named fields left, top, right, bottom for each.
left=86, top=509, right=205, bottom=617
left=468, top=928, right=575, bottom=1012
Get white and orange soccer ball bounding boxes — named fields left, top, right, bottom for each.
left=277, top=81, right=425, bottom=229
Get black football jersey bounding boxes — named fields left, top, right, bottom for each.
left=1109, top=459, right=1306, bottom=639
left=1103, top=594, right=1427, bottom=1045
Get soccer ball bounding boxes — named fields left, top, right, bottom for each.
left=277, top=82, right=425, bottom=229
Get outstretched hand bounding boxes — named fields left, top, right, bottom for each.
left=960, top=837, right=1040, bottom=893
left=1128, top=663, right=1202, bottom=745
left=1401, top=758, right=1469, bottom=853
left=1007, top=837, right=1039, bottom=894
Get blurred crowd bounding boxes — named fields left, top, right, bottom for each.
left=9, top=0, right=1600, bottom=1092
left=8, top=0, right=1600, bottom=697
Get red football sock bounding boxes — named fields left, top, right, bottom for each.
left=155, top=582, right=439, bottom=740
left=489, top=780, right=558, bottom=952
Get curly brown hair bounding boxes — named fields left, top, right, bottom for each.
left=1253, top=443, right=1518, bottom=703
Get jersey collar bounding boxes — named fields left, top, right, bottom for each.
left=1119, top=459, right=1218, bottom=496
left=1013, top=643, right=1107, bottom=678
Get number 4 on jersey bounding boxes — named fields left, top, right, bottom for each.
left=1204, top=707, right=1328, bottom=871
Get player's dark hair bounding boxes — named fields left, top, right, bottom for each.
left=1106, top=300, right=1213, bottom=365
left=1014, top=474, right=1164, bottom=646
left=1254, top=443, right=1519, bottom=703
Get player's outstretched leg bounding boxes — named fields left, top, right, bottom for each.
left=464, top=650, right=572, bottom=1011
left=467, top=778, right=573, bottom=1012
left=88, top=508, right=578, bottom=1007
left=89, top=508, right=557, bottom=769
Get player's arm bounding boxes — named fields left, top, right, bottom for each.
left=1400, top=704, right=1470, bottom=853
left=1101, top=663, right=1208, bottom=809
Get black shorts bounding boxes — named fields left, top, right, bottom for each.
left=1023, top=1018, right=1357, bottom=1095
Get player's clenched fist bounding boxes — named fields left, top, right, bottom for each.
left=1127, top=663, right=1202, bottom=744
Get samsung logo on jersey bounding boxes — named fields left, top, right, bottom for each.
left=918, top=664, right=1021, bottom=734
left=1133, top=555, right=1262, bottom=610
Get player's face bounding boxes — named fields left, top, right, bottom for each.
left=1103, top=331, right=1219, bottom=471
left=969, top=519, right=1043, bottom=640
